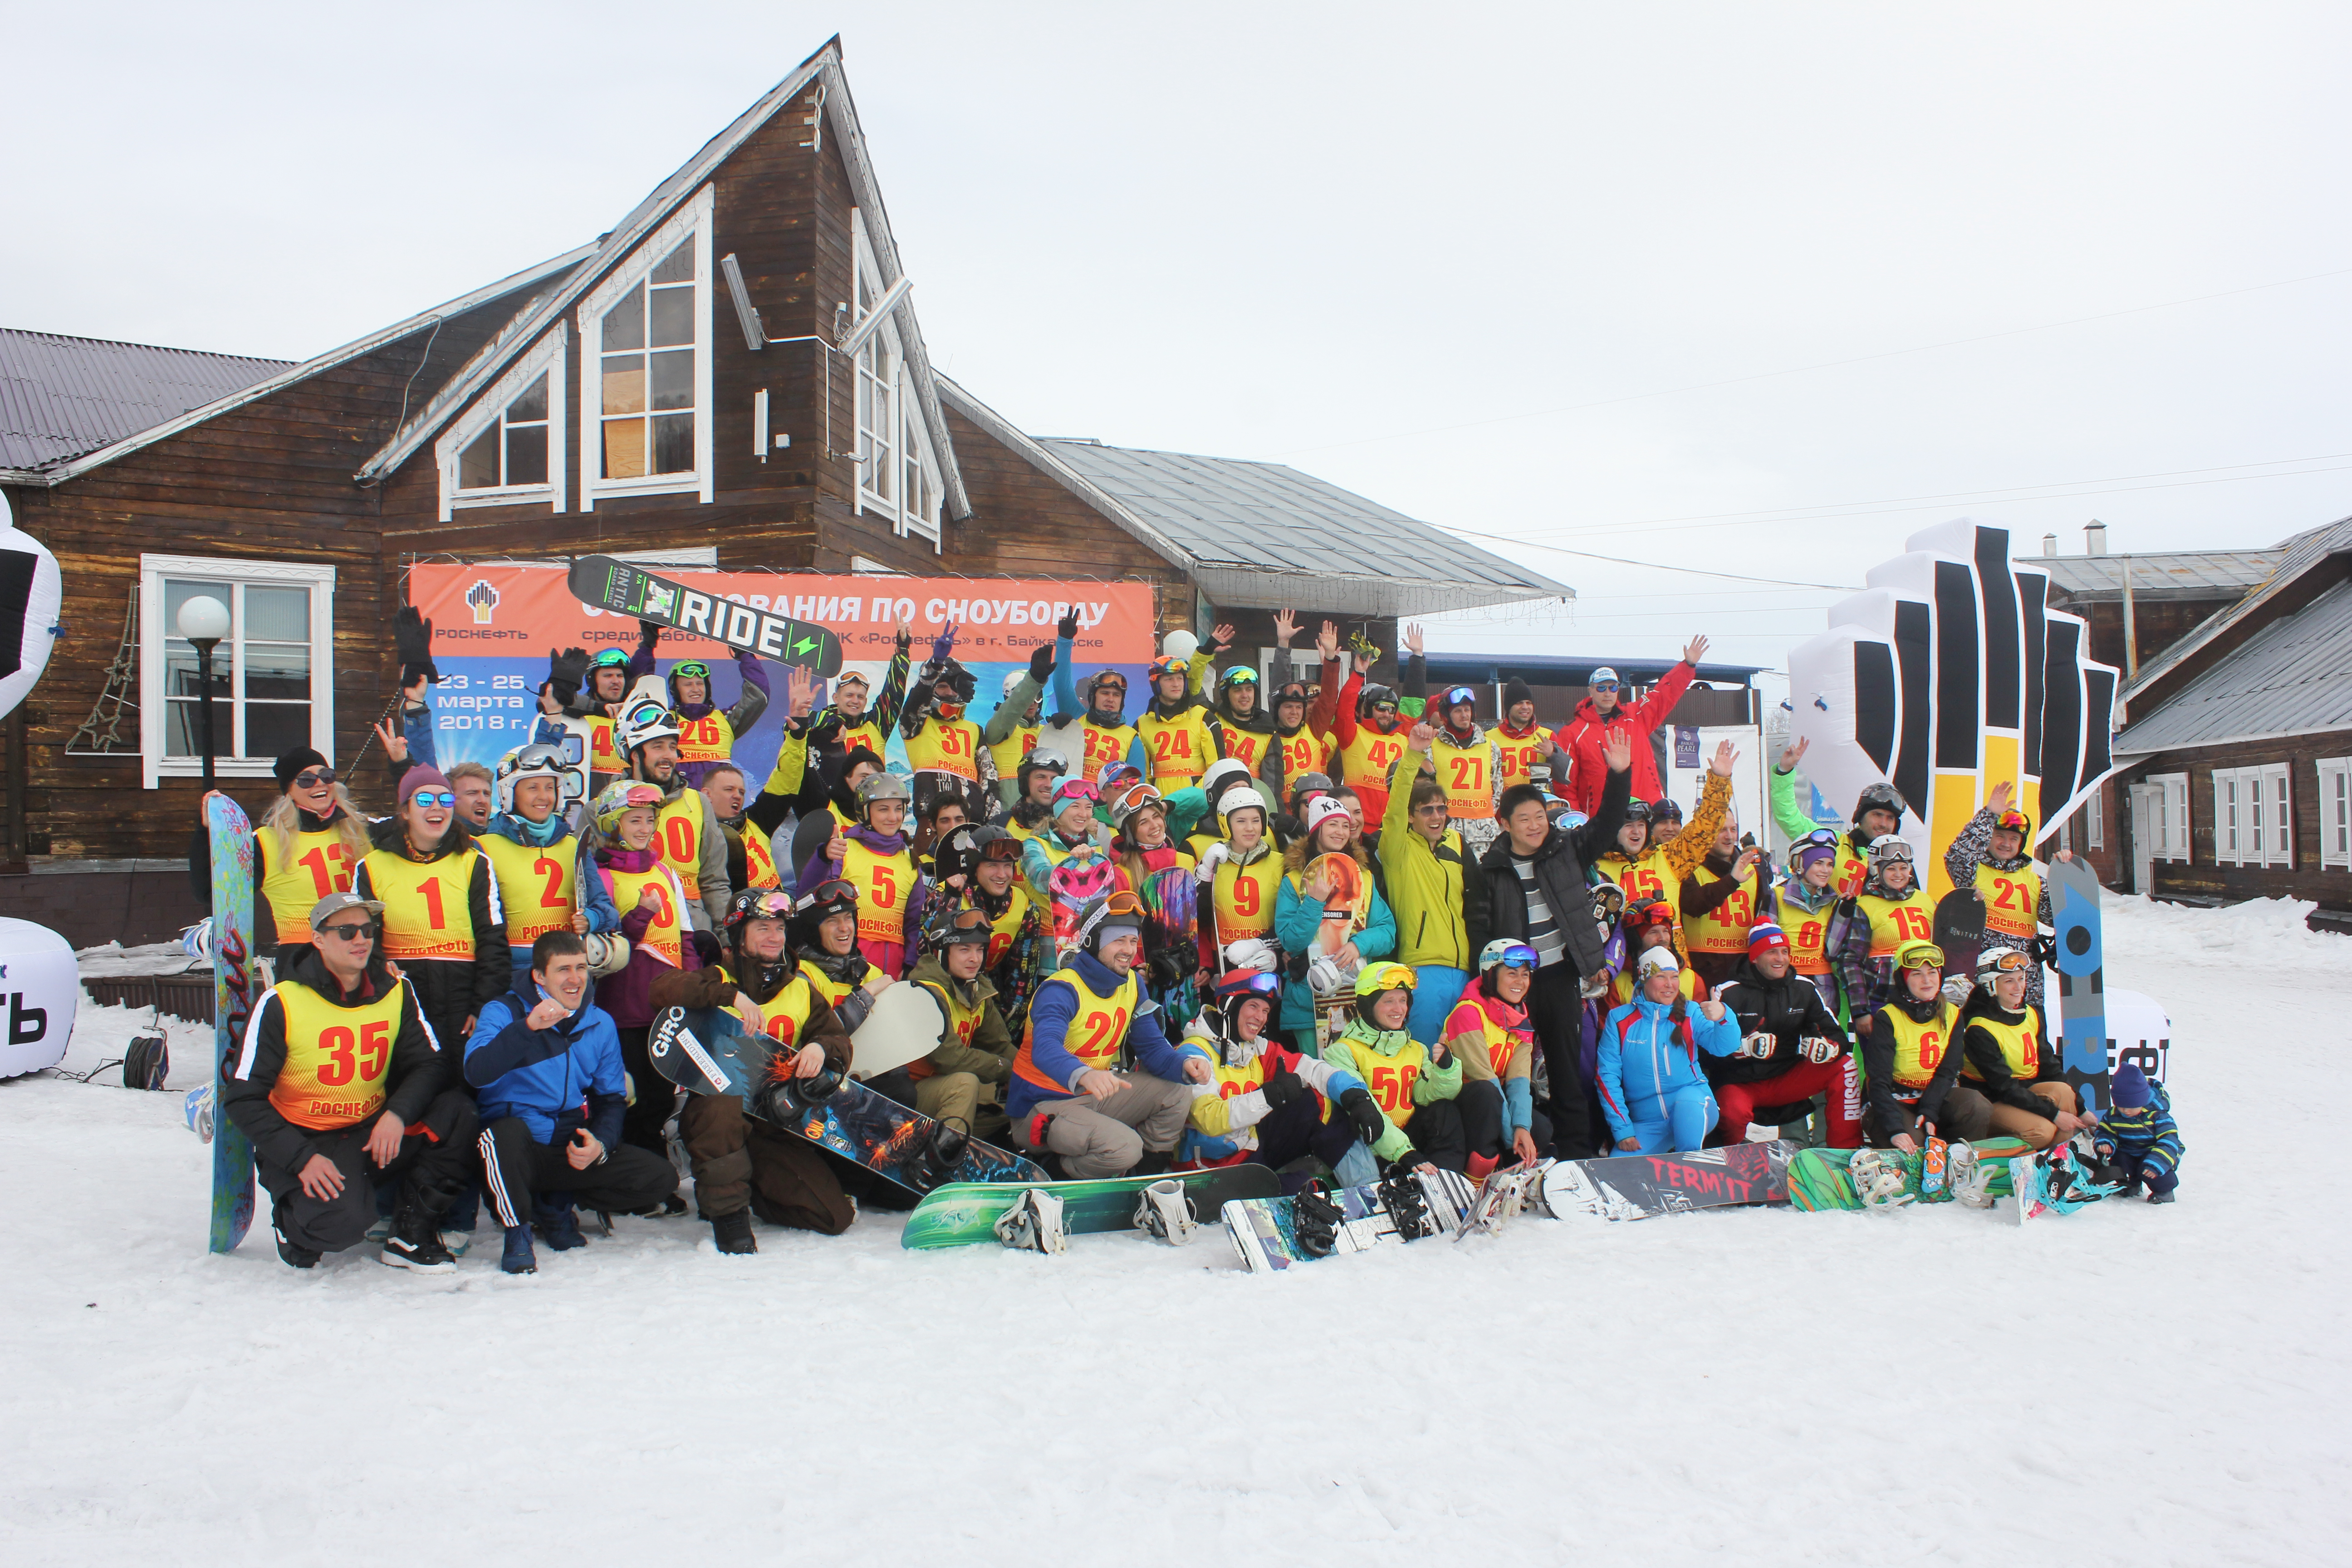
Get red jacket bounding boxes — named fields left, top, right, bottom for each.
left=1558, top=662, right=1695, bottom=813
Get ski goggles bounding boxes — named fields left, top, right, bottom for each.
left=1088, top=671, right=1127, bottom=692
left=1624, top=898, right=1676, bottom=928
left=739, top=889, right=794, bottom=920
left=608, top=783, right=664, bottom=811
left=797, top=878, right=860, bottom=913
left=1994, top=809, right=2032, bottom=833
left=1052, top=778, right=1102, bottom=806
left=936, top=906, right=993, bottom=946
left=1149, top=656, right=1188, bottom=680
left=589, top=648, right=631, bottom=668
left=1979, top=949, right=2034, bottom=977
left=1441, top=685, right=1477, bottom=710
left=1222, top=665, right=1259, bottom=686
left=1486, top=944, right=1540, bottom=972
left=1354, top=962, right=1417, bottom=998
left=1099, top=890, right=1144, bottom=921
left=1893, top=941, right=1945, bottom=972
left=672, top=660, right=712, bottom=681
left=975, top=835, right=1023, bottom=863
left=1215, top=968, right=1283, bottom=1002
left=1023, top=747, right=1069, bottom=775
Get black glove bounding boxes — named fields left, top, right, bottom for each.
left=1056, top=608, right=1079, bottom=640
left=394, top=606, right=440, bottom=687
left=2032, top=933, right=2058, bottom=966
left=637, top=618, right=662, bottom=647
left=690, top=929, right=722, bottom=966
left=1384, top=1147, right=1422, bottom=1175
left=1262, top=1069, right=1303, bottom=1110
left=549, top=647, right=589, bottom=707
left=1027, top=641, right=1055, bottom=684
left=1337, top=1087, right=1385, bottom=1144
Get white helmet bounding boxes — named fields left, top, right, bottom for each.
left=1306, top=952, right=1357, bottom=999
left=583, top=931, right=632, bottom=978
left=1216, top=784, right=1265, bottom=828
left=1002, top=669, right=1026, bottom=699
left=495, top=743, right=573, bottom=814
left=1200, top=757, right=1251, bottom=804
left=616, top=699, right=681, bottom=755
left=1222, top=937, right=1278, bottom=973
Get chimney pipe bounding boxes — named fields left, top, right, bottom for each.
left=2085, top=520, right=2108, bottom=556
left=2042, top=533, right=2058, bottom=557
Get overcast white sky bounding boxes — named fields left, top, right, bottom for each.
left=13, top=3, right=2351, bottom=674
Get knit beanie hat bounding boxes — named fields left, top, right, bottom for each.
left=274, top=746, right=330, bottom=790
left=1502, top=678, right=1535, bottom=714
left=2110, top=1063, right=2153, bottom=1108
left=398, top=767, right=453, bottom=807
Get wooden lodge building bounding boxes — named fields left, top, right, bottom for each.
left=0, top=39, right=1563, bottom=946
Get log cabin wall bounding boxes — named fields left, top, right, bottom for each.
left=2111, top=730, right=2352, bottom=915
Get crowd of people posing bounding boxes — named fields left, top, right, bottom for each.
left=214, top=603, right=2179, bottom=1276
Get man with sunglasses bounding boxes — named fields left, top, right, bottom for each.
left=1556, top=636, right=1708, bottom=817
left=224, top=892, right=478, bottom=1271
left=1943, top=779, right=2065, bottom=1011
left=898, top=906, right=1019, bottom=1143
left=1008, top=891, right=1208, bottom=1178
left=1177, top=966, right=1382, bottom=1180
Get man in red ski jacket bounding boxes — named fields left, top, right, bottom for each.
left=1558, top=635, right=1708, bottom=814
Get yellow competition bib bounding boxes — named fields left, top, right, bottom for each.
left=798, top=958, right=858, bottom=1010
left=836, top=717, right=887, bottom=764
left=1685, top=864, right=1757, bottom=956
left=1772, top=887, right=1833, bottom=977
left=480, top=833, right=578, bottom=948
left=1013, top=968, right=1139, bottom=1091
left=1212, top=854, right=1281, bottom=939
left=654, top=794, right=706, bottom=902
left=987, top=722, right=1040, bottom=787
left=259, top=826, right=357, bottom=945
left=986, top=887, right=1031, bottom=969
left=731, top=975, right=815, bottom=1049
left=1138, top=709, right=1214, bottom=789
left=675, top=711, right=734, bottom=767
left=1975, top=863, right=2040, bottom=940
left=1277, top=730, right=1332, bottom=784
left=1858, top=892, right=1935, bottom=958
left=904, top=715, right=982, bottom=780
left=841, top=837, right=916, bottom=946
left=1078, top=720, right=1140, bottom=784
left=603, top=863, right=683, bottom=966
left=585, top=715, right=620, bottom=775
left=265, top=978, right=407, bottom=1130
left=1430, top=734, right=1493, bottom=820
left=1494, top=726, right=1553, bottom=790
left=1962, top=1004, right=2042, bottom=1083
left=1882, top=1004, right=1952, bottom=1091
left=1219, top=723, right=1267, bottom=774
left=363, top=848, right=479, bottom=963
left=1339, top=728, right=1408, bottom=814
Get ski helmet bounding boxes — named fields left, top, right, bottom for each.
left=1002, top=668, right=1028, bottom=699
left=1440, top=684, right=1477, bottom=719
left=1214, top=967, right=1281, bottom=1007
left=1147, top=654, right=1188, bottom=688
left=1478, top=939, right=1539, bottom=977
left=616, top=699, right=681, bottom=756
left=1109, top=781, right=1165, bottom=834
left=1351, top=961, right=1416, bottom=1023
left=1853, top=782, right=1907, bottom=828
left=1621, top=798, right=1653, bottom=823
left=494, top=743, right=572, bottom=815
left=1199, top=757, right=1252, bottom=807
left=1892, top=939, right=1945, bottom=973
left=582, top=931, right=632, bottom=978
left=789, top=877, right=860, bottom=952
left=926, top=903, right=993, bottom=953
left=1623, top=896, right=1676, bottom=932
left=1272, top=680, right=1311, bottom=720
left=1222, top=937, right=1278, bottom=973
left=592, top=779, right=664, bottom=836
left=1218, top=665, right=1260, bottom=695
left=722, top=886, right=794, bottom=942
left=1976, top=947, right=2032, bottom=988
left=1080, top=670, right=1127, bottom=709
left=1075, top=889, right=1146, bottom=955
left=666, top=660, right=714, bottom=705
left=855, top=772, right=913, bottom=822
left=1790, top=828, right=1842, bottom=874
left=1869, top=833, right=1915, bottom=868
left=1590, top=884, right=1627, bottom=926
left=1357, top=683, right=1400, bottom=721
left=1651, top=796, right=1684, bottom=824
left=1016, top=747, right=1069, bottom=795
left=1216, top=784, right=1266, bottom=833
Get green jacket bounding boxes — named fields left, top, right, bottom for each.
left=906, top=954, right=1014, bottom=1084
left=1377, top=744, right=1488, bottom=970
left=1322, top=1018, right=1463, bottom=1162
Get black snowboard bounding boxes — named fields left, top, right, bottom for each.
left=568, top=554, right=843, bottom=676
left=1931, top=889, right=1984, bottom=985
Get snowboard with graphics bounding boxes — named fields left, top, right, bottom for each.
left=1930, top=889, right=1984, bottom=990
left=1222, top=1169, right=1478, bottom=1274
left=1537, top=1140, right=1795, bottom=1221
left=900, top=1164, right=1280, bottom=1250
left=205, top=794, right=262, bottom=1254
left=2048, top=857, right=2112, bottom=1117
left=567, top=554, right=844, bottom=676
left=1786, top=1138, right=2032, bottom=1212
left=647, top=1006, right=1044, bottom=1194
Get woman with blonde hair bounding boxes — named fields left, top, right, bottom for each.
left=1274, top=794, right=1395, bottom=1051
left=243, top=746, right=374, bottom=966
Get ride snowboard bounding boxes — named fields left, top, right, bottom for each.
left=2048, top=857, right=2113, bottom=1117
left=204, top=794, right=261, bottom=1254
left=568, top=554, right=844, bottom=676
left=900, top=1164, right=1280, bottom=1250
left=647, top=1006, right=1044, bottom=1195
left=1221, top=1169, right=1478, bottom=1274
left=1538, top=1140, right=1794, bottom=1221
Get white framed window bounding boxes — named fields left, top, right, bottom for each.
left=2213, top=763, right=2293, bottom=868
left=138, top=555, right=336, bottom=790
left=434, top=324, right=568, bottom=519
left=849, top=208, right=943, bottom=549
left=2318, top=758, right=2352, bottom=870
left=2148, top=772, right=2190, bottom=862
left=579, top=185, right=714, bottom=509
left=2085, top=784, right=2104, bottom=850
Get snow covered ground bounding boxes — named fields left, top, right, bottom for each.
left=2, top=897, right=2346, bottom=1564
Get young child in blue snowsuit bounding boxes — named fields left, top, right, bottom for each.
left=1597, top=948, right=1741, bottom=1154
left=2092, top=1063, right=2183, bottom=1204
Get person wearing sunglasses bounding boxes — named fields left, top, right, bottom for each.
left=899, top=906, right=1019, bottom=1144
left=1176, top=966, right=1385, bottom=1182
left=1440, top=941, right=1553, bottom=1175
left=1708, top=922, right=1859, bottom=1149
left=1955, top=946, right=2090, bottom=1149
left=1007, top=890, right=1207, bottom=1178
left=1943, top=779, right=2068, bottom=1013
left=1379, top=720, right=1490, bottom=1048
left=1555, top=634, right=1708, bottom=817
left=652, top=624, right=770, bottom=791
left=352, top=765, right=508, bottom=1083
left=652, top=885, right=861, bottom=1249
left=227, top=746, right=372, bottom=966
left=223, top=892, right=479, bottom=1273
left=985, top=642, right=1058, bottom=809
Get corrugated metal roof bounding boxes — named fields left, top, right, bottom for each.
left=1038, top=441, right=1570, bottom=615
left=2032, top=549, right=2284, bottom=600
left=0, top=330, right=290, bottom=470
left=2123, top=512, right=2352, bottom=702
left=2112, top=575, right=2352, bottom=755
left=1425, top=652, right=1767, bottom=686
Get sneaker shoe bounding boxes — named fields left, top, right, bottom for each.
left=274, top=1225, right=319, bottom=1270
left=380, top=1206, right=458, bottom=1273
left=630, top=1194, right=689, bottom=1219
left=711, top=1210, right=758, bottom=1255
left=535, top=1204, right=586, bottom=1251
left=500, top=1225, right=538, bottom=1274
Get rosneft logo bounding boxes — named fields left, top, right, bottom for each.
left=466, top=580, right=500, bottom=625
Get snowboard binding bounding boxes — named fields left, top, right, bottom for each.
left=1291, top=1185, right=1344, bottom=1258
left=1944, top=1142, right=1995, bottom=1208
left=993, top=1187, right=1068, bottom=1254
left=1132, top=1178, right=1200, bottom=1246
left=1378, top=1172, right=1436, bottom=1241
left=1847, top=1150, right=1914, bottom=1210
left=906, top=1118, right=974, bottom=1193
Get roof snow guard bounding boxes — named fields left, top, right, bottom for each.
left=935, top=376, right=1568, bottom=617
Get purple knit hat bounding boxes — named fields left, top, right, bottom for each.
left=398, top=767, right=453, bottom=807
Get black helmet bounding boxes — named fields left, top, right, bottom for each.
left=929, top=658, right=977, bottom=705
left=1357, top=683, right=1399, bottom=720
left=1651, top=796, right=1684, bottom=823
left=925, top=903, right=993, bottom=953
left=788, top=877, right=858, bottom=952
left=1854, top=782, right=1907, bottom=826
left=1622, top=798, right=1653, bottom=823
left=1288, top=772, right=1335, bottom=813
left=722, top=887, right=795, bottom=937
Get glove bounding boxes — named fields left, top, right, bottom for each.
left=1384, top=1146, right=1423, bottom=1175
left=1027, top=641, right=1055, bottom=684
left=1193, top=842, right=1229, bottom=881
left=1057, top=608, right=1080, bottom=640
left=394, top=606, right=440, bottom=686
left=1337, top=1087, right=1385, bottom=1144
left=549, top=647, right=589, bottom=707
left=1798, top=1035, right=1839, bottom=1065
left=1262, top=1070, right=1303, bottom=1110
left=1740, top=1031, right=1777, bottom=1059
left=1941, top=976, right=1976, bottom=1010
left=930, top=629, right=956, bottom=664
left=2032, top=933, right=2058, bottom=967
left=637, top=618, right=661, bottom=647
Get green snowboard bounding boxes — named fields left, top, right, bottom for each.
left=1786, top=1138, right=2031, bottom=1211
left=900, top=1165, right=1280, bottom=1250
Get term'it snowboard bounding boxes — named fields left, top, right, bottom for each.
left=1930, top=888, right=1984, bottom=992
left=648, top=1006, right=1044, bottom=1194
left=1537, top=1140, right=1794, bottom=1221
left=2048, top=857, right=2112, bottom=1117
left=1221, top=1169, right=1478, bottom=1274
left=900, top=1165, right=1280, bottom=1250
left=205, top=794, right=262, bottom=1254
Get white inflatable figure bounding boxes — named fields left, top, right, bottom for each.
left=0, top=916, right=78, bottom=1078
left=0, top=493, right=63, bottom=725
left=1787, top=519, right=2121, bottom=898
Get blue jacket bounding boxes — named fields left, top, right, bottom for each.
left=1007, top=951, right=1189, bottom=1119
left=464, top=982, right=628, bottom=1148
left=2094, top=1082, right=2183, bottom=1175
left=1048, top=631, right=1149, bottom=775
left=1596, top=993, right=1739, bottom=1141
left=1272, top=868, right=1396, bottom=1032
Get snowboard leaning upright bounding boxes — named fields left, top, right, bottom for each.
left=206, top=794, right=261, bottom=1254
left=2048, top=857, right=2112, bottom=1116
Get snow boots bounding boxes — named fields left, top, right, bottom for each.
left=273, top=1225, right=319, bottom=1270
left=711, top=1210, right=758, bottom=1255
left=534, top=1202, right=586, bottom=1251
left=500, top=1225, right=538, bottom=1275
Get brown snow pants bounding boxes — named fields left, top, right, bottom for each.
left=678, top=1093, right=854, bottom=1235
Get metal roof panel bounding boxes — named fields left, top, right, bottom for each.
left=2112, top=576, right=2352, bottom=754
left=0, top=330, right=291, bottom=470
left=2032, top=549, right=2285, bottom=600
left=2123, top=513, right=2352, bottom=700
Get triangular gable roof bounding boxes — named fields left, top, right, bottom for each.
left=2120, top=513, right=2352, bottom=706
left=2112, top=576, right=2352, bottom=755
left=0, top=247, right=593, bottom=487
left=354, top=38, right=969, bottom=519
left=935, top=373, right=1570, bottom=617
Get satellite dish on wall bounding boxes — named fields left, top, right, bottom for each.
left=0, top=493, right=63, bottom=723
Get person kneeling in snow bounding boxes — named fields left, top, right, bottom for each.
left=224, top=892, right=479, bottom=1272
left=1597, top=948, right=1740, bottom=1154
left=1323, top=964, right=1470, bottom=1175
left=1441, top=941, right=1553, bottom=1176
left=1008, top=892, right=1209, bottom=1178
left=1177, top=967, right=1384, bottom=1188
left=1707, top=922, right=1859, bottom=1147
left=2091, top=1063, right=2182, bottom=1204
left=465, top=931, right=681, bottom=1274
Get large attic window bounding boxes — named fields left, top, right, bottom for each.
left=434, top=324, right=568, bottom=519
left=850, top=207, right=942, bottom=549
left=579, top=184, right=715, bottom=509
